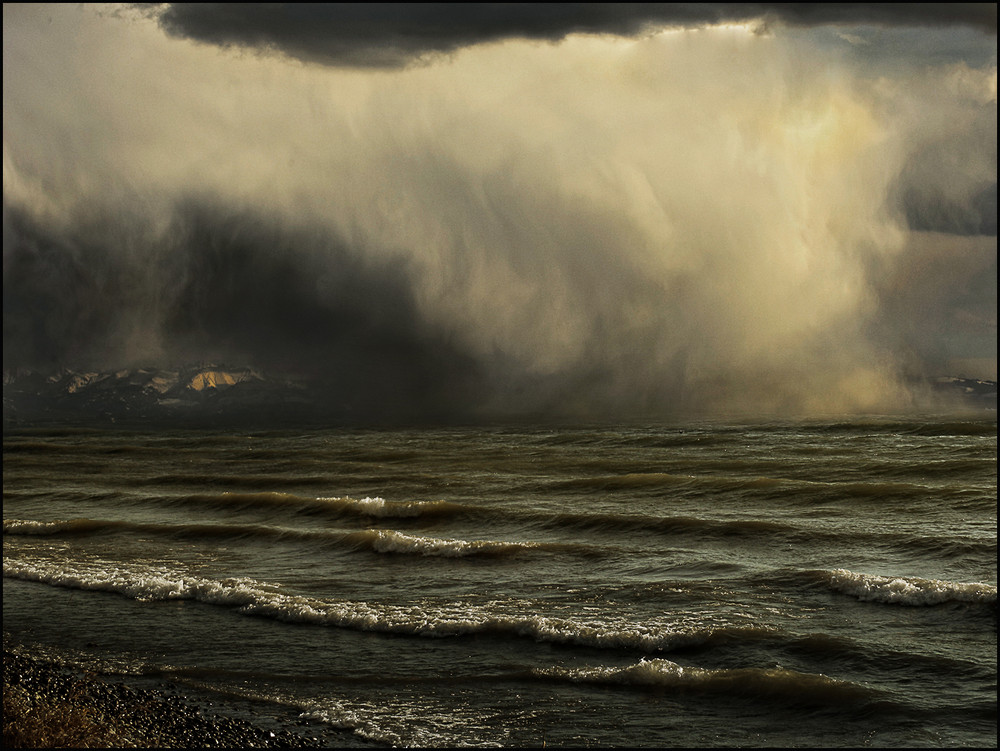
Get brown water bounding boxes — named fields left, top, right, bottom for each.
left=3, top=415, right=996, bottom=747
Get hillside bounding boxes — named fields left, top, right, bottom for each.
left=3, top=366, right=995, bottom=429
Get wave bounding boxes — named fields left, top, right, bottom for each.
left=147, top=490, right=811, bottom=540
left=902, top=420, right=997, bottom=437
left=2, top=440, right=82, bottom=454
left=2, top=558, right=770, bottom=652
left=180, top=492, right=468, bottom=519
left=3, top=518, right=590, bottom=559
left=552, top=472, right=798, bottom=495
left=345, top=529, right=542, bottom=558
left=536, top=510, right=797, bottom=539
left=134, top=491, right=471, bottom=521
left=552, top=472, right=697, bottom=491
left=139, top=473, right=337, bottom=488
left=533, top=658, right=879, bottom=705
left=810, top=418, right=997, bottom=437
left=345, top=528, right=598, bottom=558
left=819, top=569, right=997, bottom=606
left=549, top=470, right=965, bottom=509
left=314, top=495, right=465, bottom=519
left=180, top=491, right=776, bottom=537
left=2, top=517, right=330, bottom=544
left=4, top=518, right=113, bottom=535
left=11, top=507, right=990, bottom=563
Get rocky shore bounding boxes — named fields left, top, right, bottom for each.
left=3, top=644, right=364, bottom=748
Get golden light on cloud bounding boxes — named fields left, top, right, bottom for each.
left=3, top=3, right=995, bottom=419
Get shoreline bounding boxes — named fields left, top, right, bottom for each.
left=3, top=641, right=368, bottom=748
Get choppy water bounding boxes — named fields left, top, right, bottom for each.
left=3, top=416, right=996, bottom=747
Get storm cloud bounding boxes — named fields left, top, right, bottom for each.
left=3, top=4, right=996, bottom=421
left=144, top=3, right=997, bottom=68
left=2, top=195, right=488, bottom=420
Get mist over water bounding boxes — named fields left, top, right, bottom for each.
left=3, top=5, right=996, bottom=421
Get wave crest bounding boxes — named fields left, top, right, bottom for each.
left=354, top=529, right=536, bottom=557
left=4, top=518, right=101, bottom=535
left=535, top=658, right=877, bottom=704
left=315, top=495, right=463, bottom=518
left=823, top=569, right=997, bottom=605
left=3, top=558, right=766, bottom=652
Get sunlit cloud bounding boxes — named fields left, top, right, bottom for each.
left=3, top=4, right=996, bottom=420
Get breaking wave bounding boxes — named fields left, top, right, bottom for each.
left=9, top=509, right=991, bottom=563
left=3, top=518, right=589, bottom=558
left=5, top=518, right=118, bottom=535
left=346, top=529, right=540, bottom=557
left=314, top=495, right=466, bottom=518
left=171, top=492, right=468, bottom=519
left=534, top=658, right=880, bottom=705
left=2, top=558, right=769, bottom=652
left=819, top=569, right=997, bottom=606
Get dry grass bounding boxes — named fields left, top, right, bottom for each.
left=3, top=682, right=155, bottom=749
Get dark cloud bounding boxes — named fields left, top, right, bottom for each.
left=4, top=4, right=995, bottom=421
left=0, top=191, right=693, bottom=422
left=142, top=3, right=997, bottom=68
left=893, top=95, right=997, bottom=236
left=901, top=182, right=997, bottom=236
left=2, top=198, right=486, bottom=421
left=871, top=231, right=997, bottom=378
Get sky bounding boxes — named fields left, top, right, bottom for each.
left=3, top=3, right=997, bottom=422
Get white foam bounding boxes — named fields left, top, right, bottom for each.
left=4, top=519, right=66, bottom=534
left=316, top=495, right=452, bottom=517
left=2, top=518, right=122, bottom=536
left=299, top=698, right=507, bottom=747
left=537, top=658, right=702, bottom=686
left=2, top=557, right=757, bottom=651
left=824, top=568, right=997, bottom=605
left=534, top=658, right=870, bottom=701
left=365, top=529, right=532, bottom=557
left=347, top=496, right=395, bottom=515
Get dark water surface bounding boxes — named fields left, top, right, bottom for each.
left=3, top=416, right=996, bottom=747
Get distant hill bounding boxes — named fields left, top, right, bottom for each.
left=928, top=376, right=997, bottom=411
left=3, top=366, right=996, bottom=428
left=2, top=365, right=322, bottom=428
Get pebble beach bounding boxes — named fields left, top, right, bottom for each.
left=3, top=641, right=360, bottom=748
